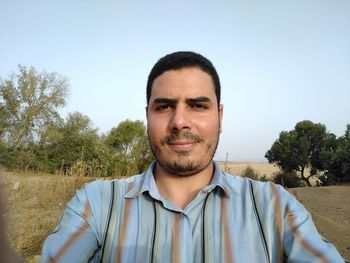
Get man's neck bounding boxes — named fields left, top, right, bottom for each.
left=153, top=162, right=215, bottom=209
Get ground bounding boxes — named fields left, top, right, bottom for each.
left=289, top=185, right=350, bottom=260
left=0, top=165, right=349, bottom=262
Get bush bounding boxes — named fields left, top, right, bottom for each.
left=0, top=147, right=20, bottom=170
left=317, top=173, right=337, bottom=186
left=0, top=140, right=7, bottom=164
left=273, top=171, right=305, bottom=188
left=259, top=174, right=272, bottom=182
left=0, top=146, right=45, bottom=172
left=241, top=166, right=259, bottom=180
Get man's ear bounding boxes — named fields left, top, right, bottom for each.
left=145, top=106, right=149, bottom=119
left=219, top=104, right=224, bottom=133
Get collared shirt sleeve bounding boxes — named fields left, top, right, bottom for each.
left=277, top=185, right=345, bottom=263
left=40, top=180, right=111, bottom=263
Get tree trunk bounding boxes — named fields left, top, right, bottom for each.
left=300, top=166, right=312, bottom=187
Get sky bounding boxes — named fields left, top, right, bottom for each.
left=0, top=0, right=349, bottom=162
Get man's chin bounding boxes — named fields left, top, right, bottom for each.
left=158, top=158, right=209, bottom=177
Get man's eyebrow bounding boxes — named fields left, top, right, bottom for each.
left=152, top=97, right=211, bottom=104
left=186, top=97, right=211, bottom=103
left=152, top=98, right=177, bottom=104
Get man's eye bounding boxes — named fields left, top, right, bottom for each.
left=156, top=105, right=173, bottom=111
left=191, top=104, right=208, bottom=109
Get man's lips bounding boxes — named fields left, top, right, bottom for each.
left=167, top=140, right=197, bottom=151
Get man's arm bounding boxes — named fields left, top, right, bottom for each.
left=279, top=185, right=345, bottom=263
left=40, top=181, right=110, bottom=263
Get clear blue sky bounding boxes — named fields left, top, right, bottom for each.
left=1, top=0, right=349, bottom=161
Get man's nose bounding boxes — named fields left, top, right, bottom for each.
left=169, top=107, right=191, bottom=132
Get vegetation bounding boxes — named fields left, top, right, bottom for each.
left=240, top=166, right=260, bottom=180
left=1, top=66, right=348, bottom=184
left=0, top=65, right=68, bottom=148
left=266, top=120, right=350, bottom=186
left=105, top=119, right=154, bottom=176
left=0, top=66, right=154, bottom=177
left=272, top=171, right=305, bottom=188
left=1, top=170, right=94, bottom=260
left=321, top=124, right=350, bottom=184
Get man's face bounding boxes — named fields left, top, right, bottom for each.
left=147, top=67, right=223, bottom=176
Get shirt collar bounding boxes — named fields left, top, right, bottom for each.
left=124, top=161, right=156, bottom=198
left=125, top=160, right=236, bottom=198
left=201, top=161, right=235, bottom=196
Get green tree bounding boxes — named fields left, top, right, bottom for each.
left=0, top=65, right=68, bottom=147
left=322, top=124, right=350, bottom=184
left=105, top=119, right=154, bottom=176
left=265, top=120, right=336, bottom=187
left=40, top=112, right=99, bottom=173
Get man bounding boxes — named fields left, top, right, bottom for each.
left=41, top=51, right=344, bottom=262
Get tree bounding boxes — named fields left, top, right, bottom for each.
left=322, top=124, right=350, bottom=184
left=105, top=119, right=154, bottom=176
left=265, top=120, right=336, bottom=186
left=0, top=65, right=68, bottom=147
left=40, top=112, right=99, bottom=173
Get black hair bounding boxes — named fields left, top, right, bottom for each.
left=146, top=51, right=221, bottom=106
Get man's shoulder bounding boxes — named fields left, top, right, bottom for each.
left=220, top=171, right=269, bottom=189
left=221, top=172, right=290, bottom=200
left=74, top=173, right=146, bottom=215
left=84, top=173, right=145, bottom=193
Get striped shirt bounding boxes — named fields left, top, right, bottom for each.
left=40, top=161, right=344, bottom=263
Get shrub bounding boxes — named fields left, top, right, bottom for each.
left=241, top=166, right=259, bottom=180
left=273, top=171, right=305, bottom=188
left=259, top=174, right=272, bottom=182
left=317, top=173, right=337, bottom=186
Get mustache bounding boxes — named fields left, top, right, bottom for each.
left=161, top=131, right=204, bottom=145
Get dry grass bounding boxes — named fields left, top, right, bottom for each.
left=219, top=161, right=280, bottom=178
left=0, top=169, right=95, bottom=262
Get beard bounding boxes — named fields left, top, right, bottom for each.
left=148, top=130, right=220, bottom=176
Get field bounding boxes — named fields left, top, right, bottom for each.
left=0, top=168, right=95, bottom=263
left=0, top=163, right=349, bottom=262
left=219, top=161, right=280, bottom=178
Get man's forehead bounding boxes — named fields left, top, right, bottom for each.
left=150, top=68, right=216, bottom=99
left=153, top=67, right=212, bottom=83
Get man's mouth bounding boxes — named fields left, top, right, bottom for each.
left=159, top=132, right=204, bottom=152
left=162, top=132, right=204, bottom=144
left=167, top=140, right=197, bottom=151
